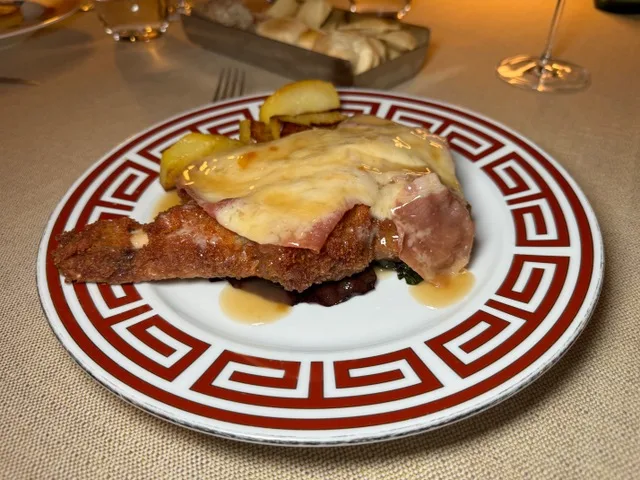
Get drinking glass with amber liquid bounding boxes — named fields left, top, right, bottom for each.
left=95, top=0, right=170, bottom=42
left=347, top=0, right=411, bottom=18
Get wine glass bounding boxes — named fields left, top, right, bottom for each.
left=497, top=0, right=590, bottom=93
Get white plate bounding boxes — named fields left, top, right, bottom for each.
left=0, top=0, right=79, bottom=48
left=37, top=90, right=604, bottom=445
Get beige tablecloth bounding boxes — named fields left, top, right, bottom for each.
left=1, top=1, right=639, bottom=478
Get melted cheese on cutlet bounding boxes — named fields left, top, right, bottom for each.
left=181, top=115, right=461, bottom=247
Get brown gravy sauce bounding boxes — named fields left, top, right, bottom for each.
left=409, top=271, right=475, bottom=308
left=216, top=268, right=377, bottom=324
left=219, top=283, right=290, bottom=325
left=218, top=269, right=475, bottom=325
left=151, top=191, right=182, bottom=219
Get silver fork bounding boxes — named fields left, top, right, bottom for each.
left=212, top=68, right=245, bottom=102
left=0, top=76, right=39, bottom=86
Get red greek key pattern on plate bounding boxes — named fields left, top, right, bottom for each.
left=488, top=255, right=570, bottom=320
left=77, top=160, right=157, bottom=227
left=427, top=311, right=513, bottom=378
left=73, top=283, right=209, bottom=381
left=385, top=104, right=503, bottom=161
left=427, top=254, right=570, bottom=377
left=113, top=315, right=209, bottom=382
left=340, top=100, right=380, bottom=116
left=483, top=152, right=570, bottom=247
left=74, top=283, right=151, bottom=327
left=191, top=348, right=441, bottom=408
left=96, top=284, right=142, bottom=309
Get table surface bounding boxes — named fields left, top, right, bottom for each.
left=1, top=1, right=639, bottom=478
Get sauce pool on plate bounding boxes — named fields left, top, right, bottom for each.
left=219, top=283, right=291, bottom=325
left=218, top=269, right=475, bottom=326
left=410, top=270, right=475, bottom=308
left=151, top=191, right=182, bottom=219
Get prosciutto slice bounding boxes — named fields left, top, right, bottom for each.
left=391, top=173, right=474, bottom=280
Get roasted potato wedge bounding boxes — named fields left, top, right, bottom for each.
left=280, top=122, right=313, bottom=138
left=270, top=119, right=282, bottom=140
left=239, top=119, right=252, bottom=144
left=250, top=121, right=274, bottom=143
left=265, top=0, right=298, bottom=18
left=249, top=113, right=344, bottom=143
left=322, top=9, right=345, bottom=31
left=160, top=133, right=243, bottom=190
left=387, top=47, right=403, bottom=60
left=259, top=79, right=341, bottom=123
left=297, top=29, right=324, bottom=50
left=274, top=111, right=346, bottom=126
left=380, top=30, right=417, bottom=52
left=256, top=17, right=308, bottom=45
left=368, top=37, right=387, bottom=61
left=296, top=0, right=332, bottom=29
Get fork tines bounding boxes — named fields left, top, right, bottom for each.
left=212, top=68, right=246, bottom=102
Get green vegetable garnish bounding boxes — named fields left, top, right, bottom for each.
left=375, top=261, right=423, bottom=285
left=396, top=262, right=423, bottom=285
left=376, top=260, right=397, bottom=270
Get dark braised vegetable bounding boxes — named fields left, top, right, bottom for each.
left=376, top=260, right=423, bottom=285
left=220, top=267, right=377, bottom=307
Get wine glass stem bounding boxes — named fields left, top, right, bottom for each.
left=539, top=0, right=566, bottom=68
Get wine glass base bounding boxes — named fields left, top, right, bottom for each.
left=497, top=54, right=590, bottom=93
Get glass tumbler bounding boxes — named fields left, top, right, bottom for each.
left=348, top=0, right=412, bottom=19
left=96, top=0, right=170, bottom=42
